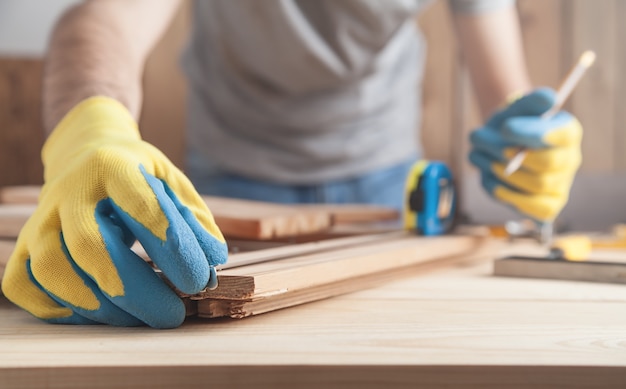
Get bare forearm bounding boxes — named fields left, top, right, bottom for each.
left=43, top=0, right=182, bottom=132
left=452, top=5, right=532, bottom=118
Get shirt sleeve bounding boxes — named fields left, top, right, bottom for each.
left=447, top=0, right=516, bottom=14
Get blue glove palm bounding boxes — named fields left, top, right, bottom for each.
left=468, top=88, right=582, bottom=221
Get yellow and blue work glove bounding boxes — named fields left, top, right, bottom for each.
left=468, top=87, right=582, bottom=222
left=1, top=97, right=228, bottom=329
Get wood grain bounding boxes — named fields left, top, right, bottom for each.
left=202, top=196, right=332, bottom=240
left=195, top=234, right=490, bottom=301
left=2, top=256, right=626, bottom=388
left=0, top=188, right=333, bottom=240
left=294, top=204, right=398, bottom=224
left=220, top=231, right=404, bottom=270
left=198, top=235, right=494, bottom=318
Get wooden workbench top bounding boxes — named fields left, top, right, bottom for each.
left=2, top=250, right=626, bottom=388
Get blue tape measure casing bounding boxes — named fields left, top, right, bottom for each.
left=404, top=161, right=456, bottom=236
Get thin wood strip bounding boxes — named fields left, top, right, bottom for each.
left=195, top=234, right=491, bottom=301
left=221, top=231, right=407, bottom=270
left=197, top=238, right=493, bottom=318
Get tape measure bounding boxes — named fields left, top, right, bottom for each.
left=404, top=160, right=456, bottom=236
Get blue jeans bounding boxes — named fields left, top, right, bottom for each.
left=188, top=158, right=416, bottom=213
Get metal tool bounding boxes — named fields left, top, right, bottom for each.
left=404, top=160, right=456, bottom=236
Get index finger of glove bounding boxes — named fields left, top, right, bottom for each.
left=155, top=164, right=228, bottom=266
left=487, top=87, right=556, bottom=128
left=502, top=112, right=582, bottom=149
left=108, top=165, right=211, bottom=295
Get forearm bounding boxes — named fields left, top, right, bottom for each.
left=452, top=4, right=532, bottom=118
left=43, top=0, right=182, bottom=132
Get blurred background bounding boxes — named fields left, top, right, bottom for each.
left=1, top=0, right=625, bottom=230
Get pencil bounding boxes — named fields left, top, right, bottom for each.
left=503, top=50, right=596, bottom=176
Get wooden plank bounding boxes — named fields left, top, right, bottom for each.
left=294, top=204, right=398, bottom=224
left=197, top=236, right=494, bottom=318
left=0, top=186, right=400, bottom=240
left=194, top=234, right=492, bottom=301
left=221, top=231, right=405, bottom=270
left=202, top=196, right=332, bottom=240
left=0, top=188, right=333, bottom=240
left=3, top=257, right=626, bottom=388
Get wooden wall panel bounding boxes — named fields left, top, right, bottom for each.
left=614, top=1, right=626, bottom=171
left=417, top=1, right=457, bottom=168
left=139, top=2, right=190, bottom=169
left=565, top=0, right=618, bottom=173
left=517, top=0, right=564, bottom=88
left=0, top=59, right=44, bottom=186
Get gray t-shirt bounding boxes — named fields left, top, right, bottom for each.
left=182, top=0, right=514, bottom=184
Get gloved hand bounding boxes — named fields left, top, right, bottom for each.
left=468, top=87, right=583, bottom=222
left=1, top=96, right=228, bottom=329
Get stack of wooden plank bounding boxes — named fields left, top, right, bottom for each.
left=0, top=185, right=494, bottom=319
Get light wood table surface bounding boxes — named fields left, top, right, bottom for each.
left=1, top=247, right=626, bottom=388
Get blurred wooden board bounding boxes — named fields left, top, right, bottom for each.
left=296, top=204, right=398, bottom=224
left=0, top=240, right=14, bottom=281
left=494, top=253, right=626, bottom=285
left=0, top=204, right=36, bottom=238
left=0, top=185, right=40, bottom=204
left=0, top=186, right=398, bottom=240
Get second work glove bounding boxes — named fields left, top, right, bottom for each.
left=469, top=88, right=583, bottom=222
left=1, top=97, right=228, bottom=328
